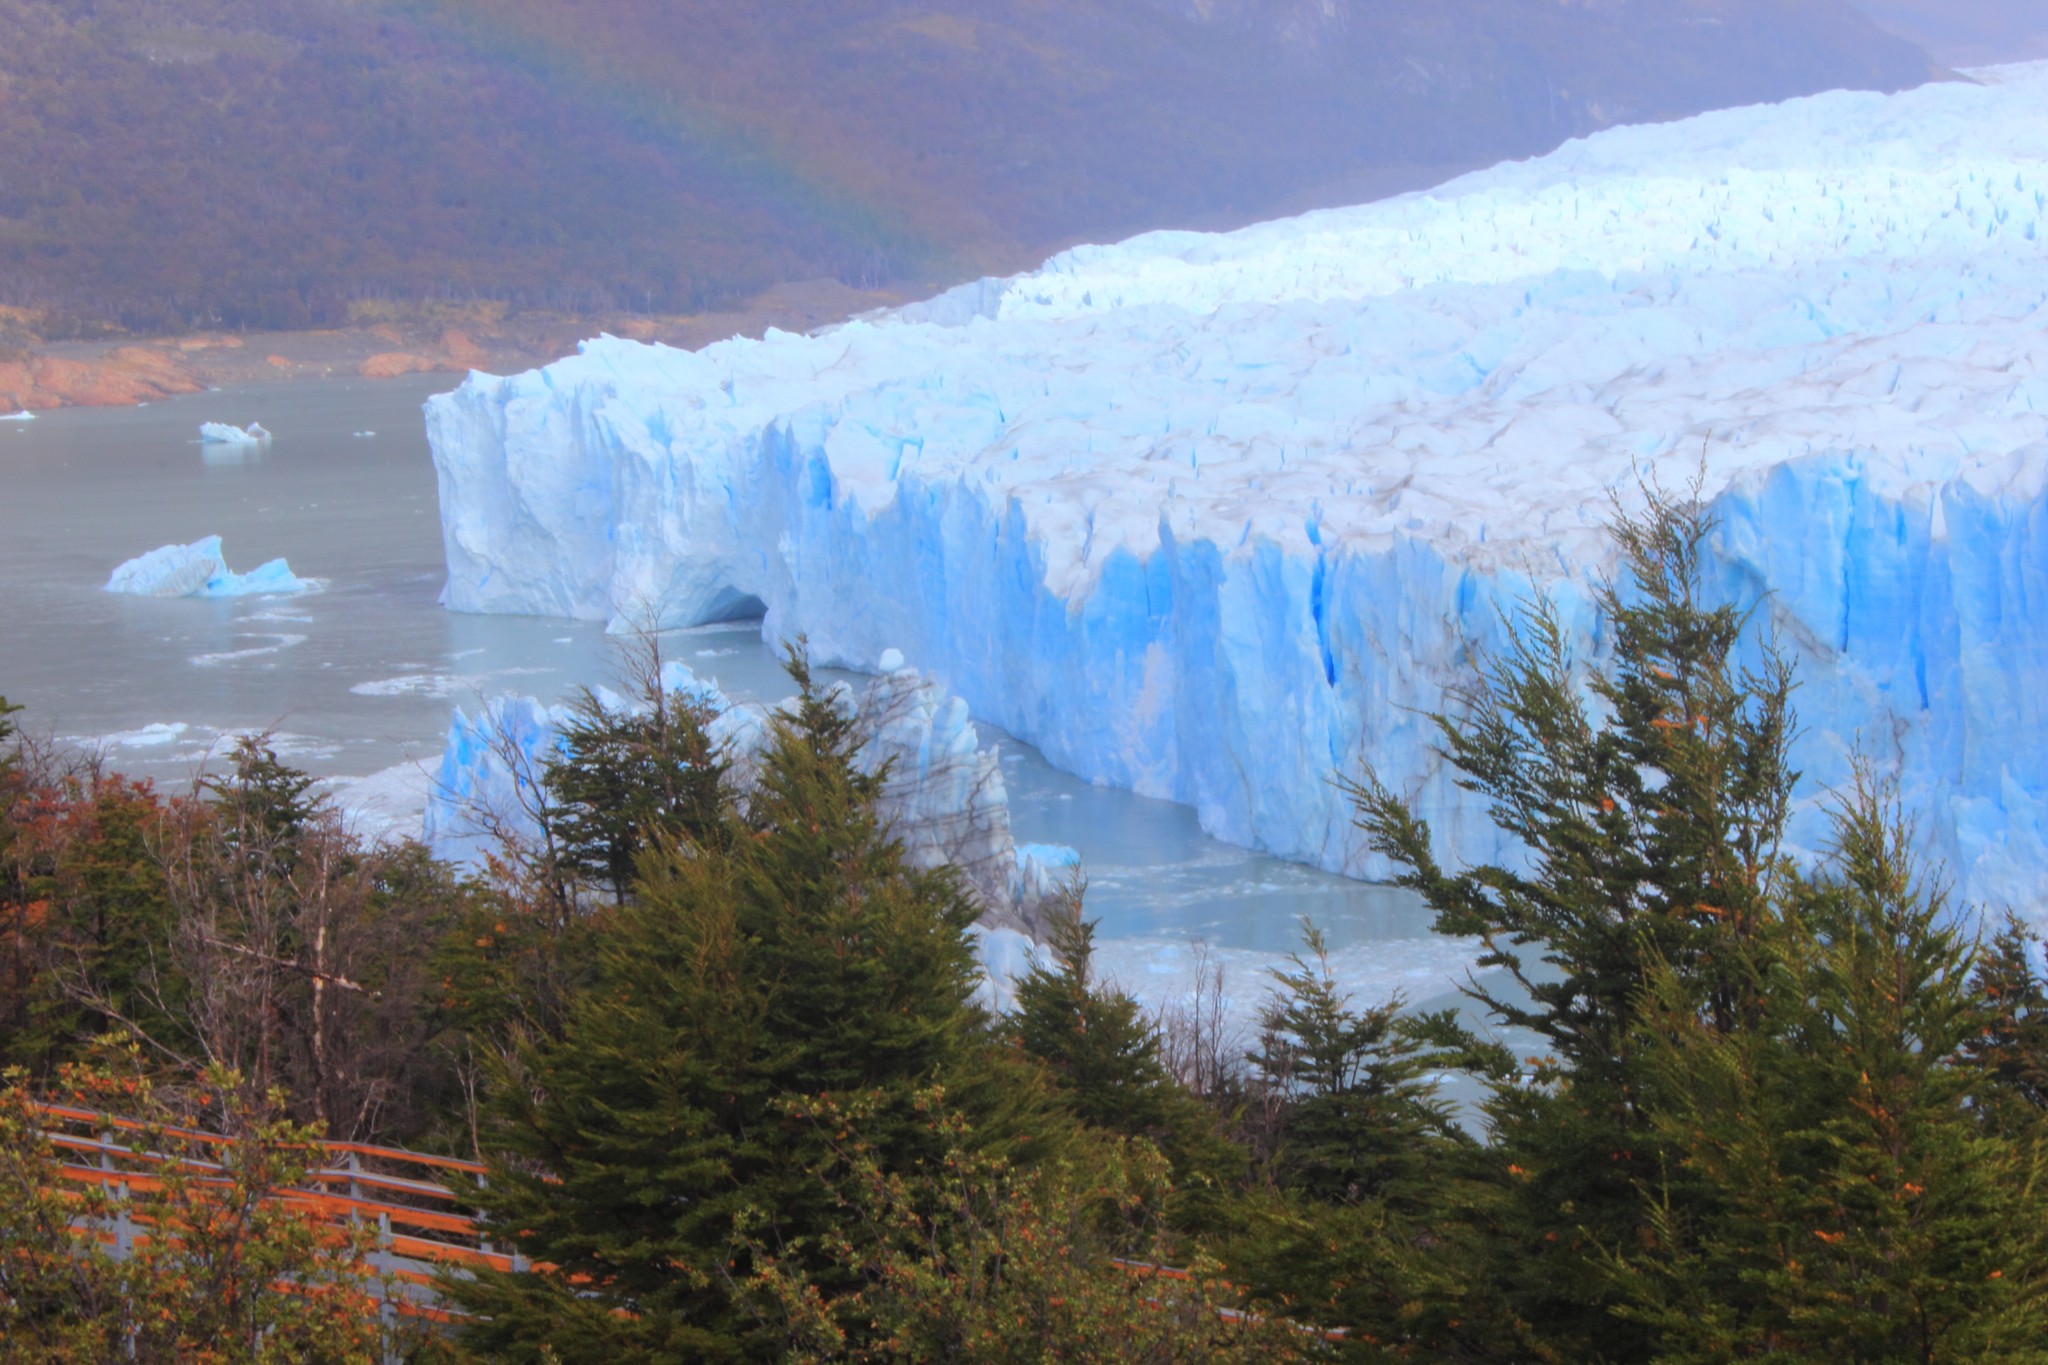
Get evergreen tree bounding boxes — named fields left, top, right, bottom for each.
left=1613, top=782, right=2048, bottom=1360
left=204, top=735, right=320, bottom=850
left=450, top=652, right=1059, bottom=1362
left=742, top=1090, right=1309, bottom=1364
left=543, top=640, right=733, bottom=903
left=1008, top=896, right=1241, bottom=1216
left=1251, top=925, right=1471, bottom=1209
left=1346, top=484, right=1798, bottom=1355
left=1963, top=911, right=2048, bottom=1137
left=1011, top=900, right=1173, bottom=1135
left=1221, top=927, right=1523, bottom=1362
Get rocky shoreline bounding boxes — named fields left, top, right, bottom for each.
left=0, top=279, right=903, bottom=414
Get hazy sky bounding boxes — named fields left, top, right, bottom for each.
left=1849, top=0, right=2048, bottom=66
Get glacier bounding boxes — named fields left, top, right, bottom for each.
left=105, top=535, right=318, bottom=599
left=428, top=64, right=2048, bottom=912
left=424, top=657, right=1077, bottom=933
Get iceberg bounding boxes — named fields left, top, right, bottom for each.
left=199, top=421, right=271, bottom=445
left=105, top=536, right=319, bottom=599
left=428, top=64, right=2048, bottom=911
left=425, top=659, right=1077, bottom=933
left=1, top=411, right=32, bottom=422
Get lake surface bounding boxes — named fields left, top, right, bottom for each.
left=0, top=379, right=1468, bottom=1014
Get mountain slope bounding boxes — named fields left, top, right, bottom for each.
left=1849, top=1, right=2048, bottom=65
left=0, top=0, right=1936, bottom=333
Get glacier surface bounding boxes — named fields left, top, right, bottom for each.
left=105, top=536, right=318, bottom=599
left=429, top=64, right=2048, bottom=910
left=425, top=659, right=1076, bottom=933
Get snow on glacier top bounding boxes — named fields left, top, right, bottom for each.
left=1000, top=64, right=2048, bottom=321
left=512, top=62, right=2048, bottom=602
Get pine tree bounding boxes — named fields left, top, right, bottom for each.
left=543, top=641, right=732, bottom=903
left=741, top=1090, right=1309, bottom=1364
left=1963, top=912, right=2048, bottom=1137
left=1011, top=900, right=1173, bottom=1134
left=1219, top=927, right=1523, bottom=1361
left=204, top=735, right=319, bottom=850
left=450, top=652, right=1059, bottom=1362
left=1008, top=896, right=1241, bottom=1218
left=1613, top=781, right=2048, bottom=1360
left=1345, top=483, right=1798, bottom=1355
left=1250, top=924, right=1470, bottom=1209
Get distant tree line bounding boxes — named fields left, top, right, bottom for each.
left=5, top=487, right=2048, bottom=1360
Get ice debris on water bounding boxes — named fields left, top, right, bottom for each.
left=199, top=421, right=271, bottom=446
left=1, top=410, right=33, bottom=422
left=426, top=62, right=2048, bottom=911
left=105, top=535, right=319, bottom=598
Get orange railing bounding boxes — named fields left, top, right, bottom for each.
left=31, top=1105, right=1347, bottom=1342
left=28, top=1101, right=510, bottom=1323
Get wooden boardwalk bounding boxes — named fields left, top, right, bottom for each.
left=30, top=1100, right=507, bottom=1329
left=31, top=1102, right=1349, bottom=1349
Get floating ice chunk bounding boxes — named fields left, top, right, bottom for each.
left=1, top=410, right=32, bottom=422
left=188, top=632, right=308, bottom=666
left=350, top=674, right=466, bottom=698
left=352, top=431, right=376, bottom=439
left=199, top=421, right=271, bottom=445
left=97, top=722, right=192, bottom=748
left=105, top=535, right=320, bottom=599
left=106, top=538, right=227, bottom=597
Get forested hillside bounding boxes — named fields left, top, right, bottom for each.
left=0, top=0, right=1935, bottom=334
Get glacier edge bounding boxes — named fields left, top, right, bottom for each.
left=427, top=64, right=2048, bottom=913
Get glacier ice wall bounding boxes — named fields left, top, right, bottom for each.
left=424, top=660, right=1077, bottom=932
left=429, top=64, right=2048, bottom=910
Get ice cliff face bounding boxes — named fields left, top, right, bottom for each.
left=429, top=64, right=2048, bottom=909
left=425, top=659, right=1074, bottom=933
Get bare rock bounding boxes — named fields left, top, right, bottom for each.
left=359, top=351, right=446, bottom=379
left=0, top=351, right=204, bottom=410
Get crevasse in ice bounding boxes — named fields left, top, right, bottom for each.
left=427, top=64, right=2048, bottom=910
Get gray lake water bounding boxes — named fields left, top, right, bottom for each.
left=0, top=379, right=1466, bottom=1011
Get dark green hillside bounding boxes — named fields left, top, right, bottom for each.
left=0, top=0, right=1936, bottom=334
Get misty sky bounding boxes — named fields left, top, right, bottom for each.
left=1850, top=0, right=2048, bottom=65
